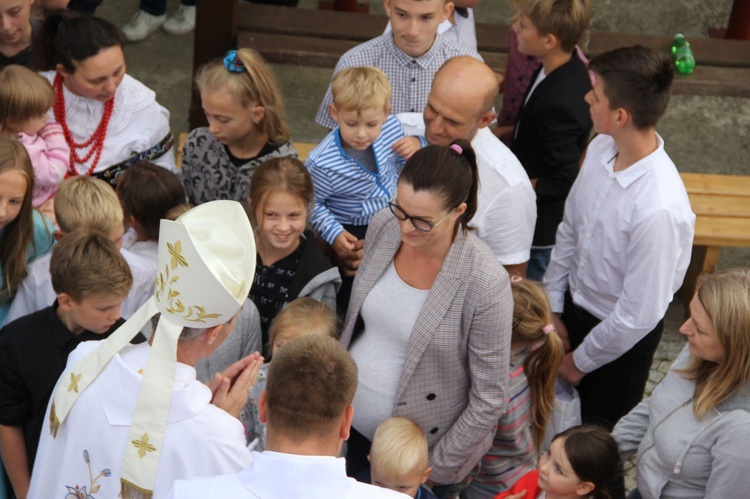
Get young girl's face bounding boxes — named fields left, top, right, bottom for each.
left=0, top=0, right=32, bottom=47
left=538, top=437, right=594, bottom=498
left=18, top=113, right=49, bottom=136
left=0, top=168, right=27, bottom=229
left=201, top=88, right=261, bottom=148
left=255, top=191, right=307, bottom=255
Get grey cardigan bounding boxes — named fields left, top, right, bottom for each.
left=613, top=345, right=750, bottom=499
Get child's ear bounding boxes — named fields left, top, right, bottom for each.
left=544, top=33, right=559, bottom=50
left=57, top=293, right=74, bottom=311
left=442, top=2, right=454, bottom=23
left=252, top=105, right=266, bottom=126
left=258, top=390, right=268, bottom=423
left=420, top=466, right=432, bottom=484
left=53, top=230, right=65, bottom=241
left=329, top=103, right=340, bottom=124
left=575, top=481, right=595, bottom=496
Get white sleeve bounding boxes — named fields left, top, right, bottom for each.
left=475, top=183, right=535, bottom=265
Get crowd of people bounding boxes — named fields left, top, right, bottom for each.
left=0, top=0, right=748, bottom=498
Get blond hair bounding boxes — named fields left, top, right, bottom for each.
left=331, top=66, right=392, bottom=112
left=370, top=417, right=429, bottom=479
left=0, top=137, right=38, bottom=303
left=517, top=0, right=592, bottom=53
left=269, top=297, right=339, bottom=354
left=50, top=229, right=132, bottom=301
left=679, top=269, right=750, bottom=418
left=195, top=48, right=290, bottom=143
left=0, top=65, right=55, bottom=134
left=54, top=176, right=123, bottom=235
left=511, top=278, right=564, bottom=452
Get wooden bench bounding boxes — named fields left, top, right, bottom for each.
left=678, top=172, right=750, bottom=304
left=189, top=1, right=750, bottom=128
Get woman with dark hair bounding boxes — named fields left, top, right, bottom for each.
left=34, top=12, right=176, bottom=185
left=613, top=268, right=750, bottom=499
left=340, top=139, right=513, bottom=494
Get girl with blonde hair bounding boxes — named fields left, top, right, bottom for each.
left=183, top=49, right=297, bottom=209
left=465, top=276, right=564, bottom=498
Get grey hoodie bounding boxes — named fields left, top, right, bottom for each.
left=613, top=345, right=750, bottom=499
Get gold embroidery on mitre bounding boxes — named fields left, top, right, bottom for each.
left=68, top=372, right=82, bottom=393
left=154, top=239, right=222, bottom=324
left=131, top=433, right=156, bottom=459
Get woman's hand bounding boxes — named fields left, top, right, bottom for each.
left=208, top=352, right=263, bottom=418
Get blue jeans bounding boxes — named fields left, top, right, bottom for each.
left=526, top=247, right=552, bottom=281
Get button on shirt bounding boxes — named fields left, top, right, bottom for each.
left=315, top=33, right=481, bottom=129
left=544, top=134, right=695, bottom=373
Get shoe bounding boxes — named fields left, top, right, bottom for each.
left=163, top=5, right=196, bottom=36
left=122, top=10, right=166, bottom=42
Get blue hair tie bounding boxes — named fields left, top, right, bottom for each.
left=223, top=50, right=245, bottom=73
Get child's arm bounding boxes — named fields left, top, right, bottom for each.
left=28, top=123, right=69, bottom=188
left=332, top=231, right=359, bottom=260
left=0, top=424, right=30, bottom=499
left=306, top=158, right=349, bottom=247
left=392, top=136, right=423, bottom=161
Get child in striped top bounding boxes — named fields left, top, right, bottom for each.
left=464, top=277, right=565, bottom=498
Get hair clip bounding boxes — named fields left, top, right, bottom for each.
left=511, top=275, right=523, bottom=283
left=223, top=50, right=245, bottom=73
left=449, top=144, right=462, bottom=154
left=542, top=324, right=555, bottom=335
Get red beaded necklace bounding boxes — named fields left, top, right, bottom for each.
left=53, top=73, right=115, bottom=176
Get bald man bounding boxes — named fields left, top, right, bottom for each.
left=398, top=56, right=536, bottom=276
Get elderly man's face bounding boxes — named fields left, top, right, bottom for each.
left=423, top=79, right=491, bottom=145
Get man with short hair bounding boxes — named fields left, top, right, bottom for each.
left=399, top=56, right=536, bottom=276
left=167, top=335, right=404, bottom=499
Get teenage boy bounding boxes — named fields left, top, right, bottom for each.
left=0, top=230, right=133, bottom=499
left=509, top=0, right=593, bottom=280
left=315, top=0, right=481, bottom=129
left=4, top=176, right=154, bottom=324
left=544, top=46, right=695, bottom=430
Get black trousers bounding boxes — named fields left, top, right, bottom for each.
left=562, top=291, right=664, bottom=431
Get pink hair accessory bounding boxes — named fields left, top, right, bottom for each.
left=511, top=275, right=523, bottom=283
left=542, top=324, right=555, bottom=335
left=449, top=144, right=462, bottom=154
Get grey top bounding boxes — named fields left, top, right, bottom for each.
left=613, top=345, right=750, bottom=499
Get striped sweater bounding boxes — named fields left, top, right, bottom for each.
left=306, top=114, right=405, bottom=245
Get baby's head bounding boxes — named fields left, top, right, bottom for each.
left=369, top=417, right=432, bottom=498
left=539, top=425, right=620, bottom=499
left=268, top=297, right=339, bottom=356
left=329, top=66, right=392, bottom=151
left=0, top=65, right=54, bottom=136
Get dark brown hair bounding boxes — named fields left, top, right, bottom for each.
left=116, top=161, right=186, bottom=241
left=266, top=335, right=357, bottom=441
left=399, top=139, right=479, bottom=232
left=589, top=45, right=674, bottom=130
left=554, top=425, right=621, bottom=499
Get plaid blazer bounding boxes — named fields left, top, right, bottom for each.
left=341, top=211, right=513, bottom=484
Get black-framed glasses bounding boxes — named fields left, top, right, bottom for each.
left=388, top=202, right=455, bottom=232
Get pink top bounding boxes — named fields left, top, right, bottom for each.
left=18, top=122, right=69, bottom=206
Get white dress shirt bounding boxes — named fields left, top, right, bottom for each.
left=399, top=113, right=537, bottom=265
left=544, top=133, right=695, bottom=373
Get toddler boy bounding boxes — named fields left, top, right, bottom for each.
left=4, top=176, right=154, bottom=324
left=509, top=0, right=593, bottom=280
left=370, top=417, right=435, bottom=499
left=0, top=230, right=133, bottom=498
left=315, top=0, right=481, bottom=128
left=307, top=66, right=419, bottom=260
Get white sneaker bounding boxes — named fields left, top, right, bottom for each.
left=163, top=5, right=196, bottom=36
left=122, top=10, right=166, bottom=42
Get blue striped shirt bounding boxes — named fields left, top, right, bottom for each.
left=306, top=114, right=406, bottom=244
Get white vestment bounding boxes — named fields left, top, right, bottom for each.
left=166, top=451, right=408, bottom=499
left=28, top=341, right=252, bottom=499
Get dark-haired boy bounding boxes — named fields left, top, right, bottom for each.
left=544, top=46, right=695, bottom=430
left=509, top=0, right=594, bottom=280
left=0, top=230, right=134, bottom=498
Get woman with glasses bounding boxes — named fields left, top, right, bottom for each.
left=340, top=139, right=514, bottom=495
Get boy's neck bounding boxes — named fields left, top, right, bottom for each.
left=56, top=305, right=85, bottom=336
left=611, top=127, right=659, bottom=172
left=540, top=48, right=573, bottom=76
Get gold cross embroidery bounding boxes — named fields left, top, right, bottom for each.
left=68, top=372, right=82, bottom=393
left=131, top=433, right=156, bottom=458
